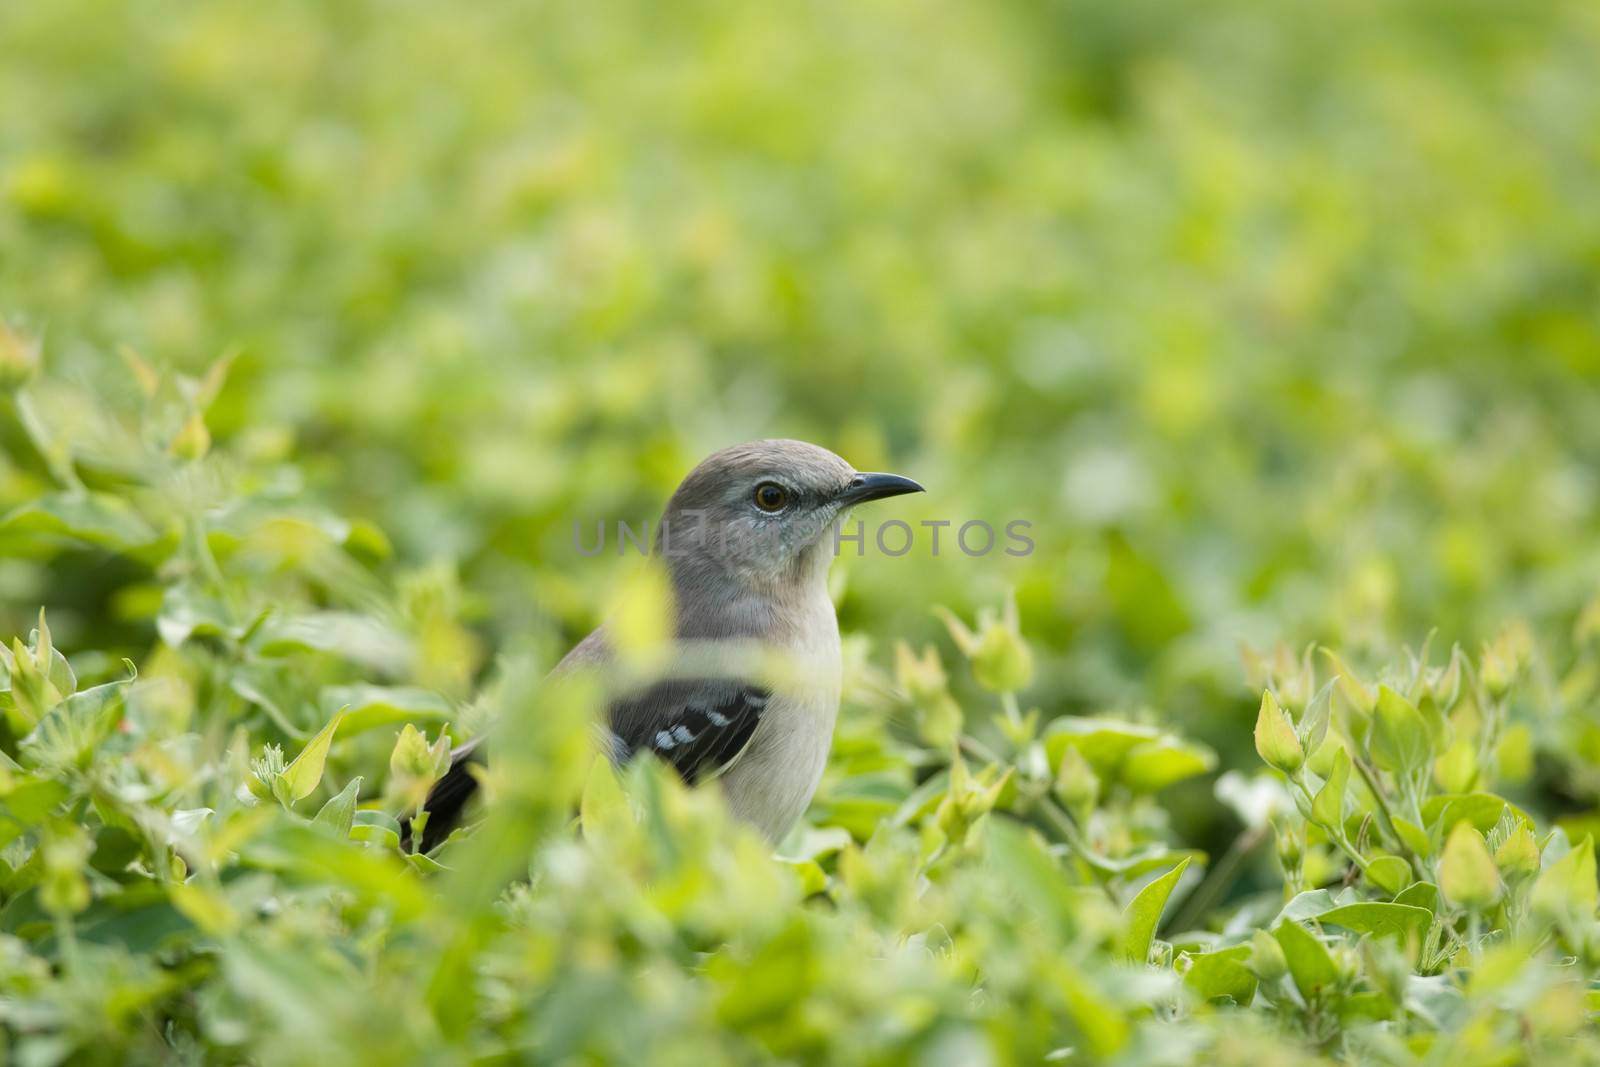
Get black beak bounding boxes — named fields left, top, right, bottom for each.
left=836, top=472, right=925, bottom=506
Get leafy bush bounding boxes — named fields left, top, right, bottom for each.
left=1, top=358, right=1598, bottom=1064
left=4, top=0, right=1600, bottom=1061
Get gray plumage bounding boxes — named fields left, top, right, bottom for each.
left=407, top=439, right=922, bottom=851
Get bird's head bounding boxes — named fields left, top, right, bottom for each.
left=658, top=439, right=923, bottom=593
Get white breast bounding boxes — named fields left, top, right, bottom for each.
left=720, top=590, right=841, bottom=842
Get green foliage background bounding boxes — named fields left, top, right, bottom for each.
left=2, top=1, right=1599, bottom=1064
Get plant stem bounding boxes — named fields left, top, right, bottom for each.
left=1000, top=691, right=1023, bottom=729
left=959, top=734, right=1005, bottom=766
left=1290, top=770, right=1373, bottom=878
left=1165, top=824, right=1268, bottom=935
left=53, top=911, right=79, bottom=971
left=1037, top=796, right=1119, bottom=905
left=1351, top=755, right=1412, bottom=866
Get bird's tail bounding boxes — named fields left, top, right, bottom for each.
left=399, top=738, right=483, bottom=854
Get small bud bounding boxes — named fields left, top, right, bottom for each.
left=170, top=410, right=211, bottom=461
left=995, top=704, right=1040, bottom=748
left=970, top=623, right=1033, bottom=694
left=1495, top=723, right=1534, bottom=784
left=6, top=634, right=62, bottom=728
left=1278, top=647, right=1315, bottom=716
left=1331, top=944, right=1361, bottom=985
left=248, top=743, right=287, bottom=801
left=1576, top=596, right=1600, bottom=649
left=1053, top=745, right=1100, bottom=814
left=1531, top=836, right=1597, bottom=927
left=1425, top=646, right=1466, bottom=711
left=1274, top=818, right=1303, bottom=875
left=935, top=762, right=973, bottom=844
left=1439, top=822, right=1503, bottom=912
left=391, top=723, right=451, bottom=780
left=896, top=642, right=962, bottom=748
left=938, top=592, right=1034, bottom=694
left=0, top=322, right=39, bottom=392
left=118, top=344, right=161, bottom=397
left=389, top=724, right=453, bottom=810
left=609, top=562, right=673, bottom=669
left=1433, top=736, right=1478, bottom=795
left=1480, top=623, right=1530, bottom=699
left=39, top=825, right=92, bottom=916
left=1248, top=929, right=1288, bottom=983
left=1360, top=939, right=1410, bottom=1006
left=916, top=693, right=964, bottom=750
left=1494, top=825, right=1541, bottom=885
left=1321, top=649, right=1377, bottom=717
left=936, top=751, right=1008, bottom=847
left=894, top=641, right=948, bottom=705
left=1254, top=690, right=1304, bottom=775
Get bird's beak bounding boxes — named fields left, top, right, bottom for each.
left=836, top=472, right=925, bottom=506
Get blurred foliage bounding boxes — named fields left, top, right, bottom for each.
left=3, top=0, right=1600, bottom=1062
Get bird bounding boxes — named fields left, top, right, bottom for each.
left=406, top=439, right=923, bottom=852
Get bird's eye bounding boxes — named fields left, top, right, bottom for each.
left=753, top=482, right=790, bottom=512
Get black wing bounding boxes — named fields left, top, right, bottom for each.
left=402, top=736, right=484, bottom=854
left=402, top=681, right=768, bottom=853
left=608, top=680, right=769, bottom=785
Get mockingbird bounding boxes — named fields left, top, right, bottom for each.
left=408, top=439, right=923, bottom=851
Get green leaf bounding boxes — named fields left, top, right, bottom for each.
left=1339, top=990, right=1399, bottom=1023
left=1118, top=737, right=1217, bottom=793
left=1424, top=793, right=1532, bottom=836
left=169, top=882, right=238, bottom=935
left=1041, top=718, right=1161, bottom=775
left=350, top=809, right=403, bottom=850
left=157, top=583, right=235, bottom=648
left=89, top=825, right=143, bottom=877
left=783, top=857, right=828, bottom=897
left=987, top=819, right=1080, bottom=940
left=324, top=685, right=452, bottom=737
left=1317, top=902, right=1432, bottom=942
left=1119, top=857, right=1190, bottom=962
left=0, top=491, right=158, bottom=552
left=1531, top=836, right=1597, bottom=925
left=1312, top=746, right=1349, bottom=828
left=1371, top=686, right=1429, bottom=778
left=1273, top=920, right=1340, bottom=1001
left=1321, top=648, right=1376, bottom=716
left=1081, top=846, right=1206, bottom=879
left=240, top=818, right=428, bottom=920
left=1183, top=945, right=1258, bottom=1005
left=579, top=754, right=631, bottom=843
left=312, top=777, right=363, bottom=838
left=278, top=709, right=345, bottom=806
left=1276, top=888, right=1351, bottom=923
left=403, top=851, right=451, bottom=873
left=252, top=612, right=411, bottom=673
left=38, top=884, right=197, bottom=955
left=1394, top=881, right=1440, bottom=914
left=3, top=635, right=60, bottom=730
left=1365, top=855, right=1411, bottom=895
left=1439, top=822, right=1502, bottom=912
left=1299, top=679, right=1334, bottom=757
left=19, top=681, right=125, bottom=770
left=31, top=613, right=75, bottom=699
left=0, top=777, right=69, bottom=849
left=1392, top=817, right=1433, bottom=859
left=1058, top=968, right=1130, bottom=1058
